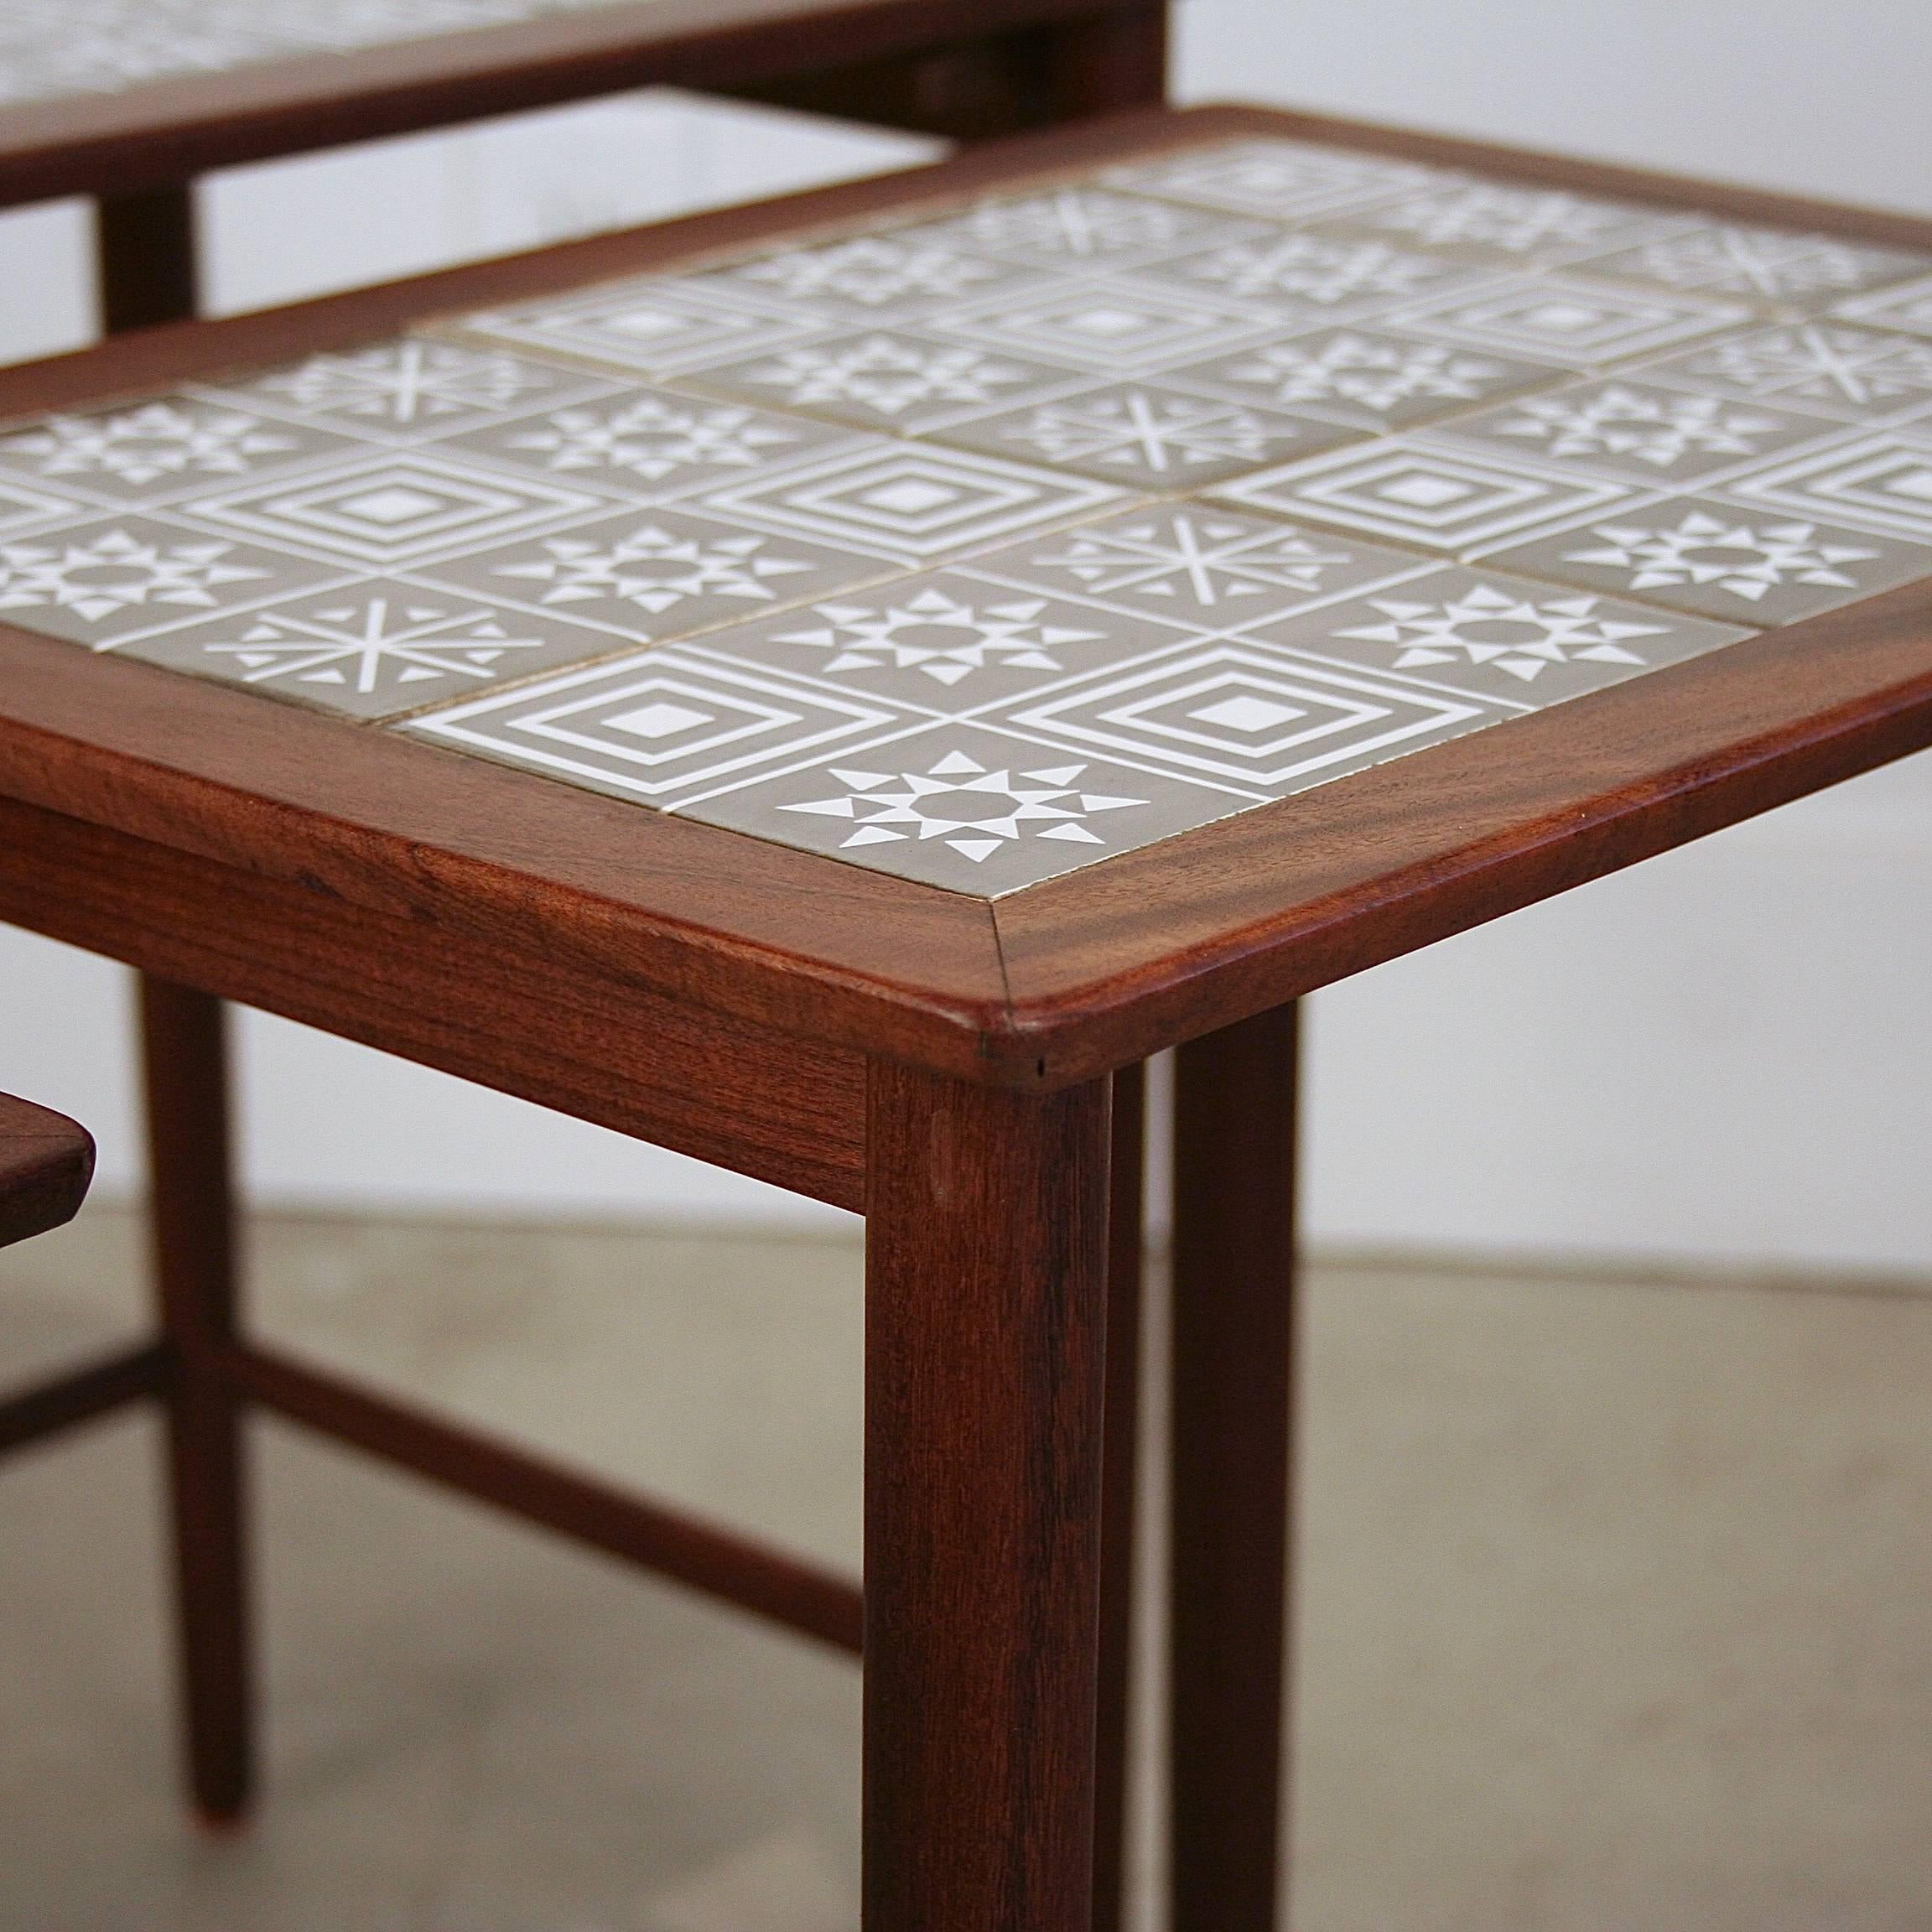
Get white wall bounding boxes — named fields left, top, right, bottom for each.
left=3, top=25, right=1931, bottom=1269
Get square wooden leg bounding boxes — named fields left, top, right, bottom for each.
left=864, top=1059, right=1114, bottom=1931
left=96, top=183, right=198, bottom=334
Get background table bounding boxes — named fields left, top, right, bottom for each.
left=3, top=99, right=1932, bottom=1930
left=0, top=1092, right=94, bottom=1252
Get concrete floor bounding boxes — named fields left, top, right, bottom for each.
left=2, top=1209, right=1929, bottom=1930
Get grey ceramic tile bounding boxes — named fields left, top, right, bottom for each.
left=1308, top=179, right=1690, bottom=267
left=195, top=340, right=624, bottom=439
left=1420, top=377, right=1846, bottom=488
left=670, top=721, right=1260, bottom=896
left=400, top=646, right=906, bottom=805
left=112, top=575, right=636, bottom=718
left=1575, top=224, right=1932, bottom=311
left=0, top=396, right=373, bottom=508
left=675, top=330, right=1093, bottom=435
left=690, top=443, right=1131, bottom=564
left=169, top=453, right=608, bottom=568
left=1389, top=275, right=1752, bottom=368
left=979, top=634, right=1502, bottom=797
left=1213, top=440, right=1644, bottom=553
left=1722, top=427, right=1932, bottom=541
left=1166, top=324, right=1571, bottom=434
left=1832, top=274, right=1932, bottom=340
left=1633, top=322, right=1932, bottom=424
left=924, top=381, right=1366, bottom=488
left=1101, top=138, right=1442, bottom=222
left=1478, top=495, right=1932, bottom=626
left=683, top=569, right=1205, bottom=714
left=1242, top=563, right=1752, bottom=707
left=430, top=386, right=867, bottom=501
left=962, top=501, right=1431, bottom=626
left=0, top=512, right=345, bottom=647
left=895, top=189, right=1270, bottom=270
left=671, top=240, right=1060, bottom=325
left=412, top=503, right=893, bottom=643
left=0, top=480, right=101, bottom=539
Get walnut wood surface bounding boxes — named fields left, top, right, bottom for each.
left=3, top=105, right=1931, bottom=1093
left=0, top=1090, right=95, bottom=1249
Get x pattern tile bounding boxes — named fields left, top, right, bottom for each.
left=11, top=132, right=1932, bottom=895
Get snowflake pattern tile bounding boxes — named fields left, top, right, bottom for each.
left=1479, top=498, right=1932, bottom=626
left=900, top=190, right=1266, bottom=269
left=1320, top=181, right=1685, bottom=265
left=677, top=240, right=1051, bottom=323
left=927, top=382, right=1363, bottom=488
left=1103, top=139, right=1438, bottom=222
left=1136, top=234, right=1494, bottom=324
left=673, top=726, right=1257, bottom=895
left=967, top=505, right=1429, bottom=626
left=1637, top=323, right=1932, bottom=423
left=1723, top=429, right=1932, bottom=541
left=1391, top=276, right=1750, bottom=367
left=1580, top=226, right=1932, bottom=309
left=1244, top=565, right=1748, bottom=706
left=112, top=578, right=634, bottom=718
left=1832, top=276, right=1932, bottom=340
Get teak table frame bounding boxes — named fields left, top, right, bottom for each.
left=3, top=103, right=1932, bottom=1931
left=0, top=1091, right=95, bottom=1254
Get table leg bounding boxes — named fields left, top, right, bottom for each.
left=139, top=976, right=254, bottom=1826
left=96, top=184, right=199, bottom=334
left=1036, top=3, right=1170, bottom=119
left=1171, top=1004, right=1300, bottom=1932
left=865, top=1058, right=1113, bottom=1932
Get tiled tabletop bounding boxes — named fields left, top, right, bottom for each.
left=0, top=0, right=655, bottom=106
left=7, top=132, right=1932, bottom=896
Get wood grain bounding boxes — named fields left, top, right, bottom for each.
left=0, top=1090, right=95, bottom=1249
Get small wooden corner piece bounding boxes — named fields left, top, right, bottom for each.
left=0, top=1091, right=95, bottom=1250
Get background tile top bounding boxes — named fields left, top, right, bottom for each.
left=12, top=131, right=1932, bottom=898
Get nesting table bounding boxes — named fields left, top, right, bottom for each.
left=0, top=1092, right=94, bottom=1252
left=0, top=0, right=1166, bottom=335
left=4, top=101, right=1932, bottom=1929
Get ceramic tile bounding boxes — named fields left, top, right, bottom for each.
left=670, top=721, right=1261, bottom=895
left=683, top=569, right=1205, bottom=714
left=1634, top=322, right=1932, bottom=424
left=111, top=575, right=636, bottom=718
left=169, top=453, right=608, bottom=567
left=0, top=513, right=346, bottom=647
left=895, top=189, right=1270, bottom=270
left=197, top=341, right=625, bottom=439
left=1242, top=563, right=1752, bottom=707
left=979, top=635, right=1500, bottom=797
left=924, top=380, right=1365, bottom=488
left=0, top=480, right=103, bottom=539
left=1213, top=440, right=1642, bottom=553
left=1832, top=275, right=1932, bottom=340
left=963, top=501, right=1431, bottom=626
left=1167, top=324, right=1571, bottom=434
left=411, top=504, right=892, bottom=642
left=1421, top=377, right=1846, bottom=488
left=1575, top=224, right=1932, bottom=311
left=1102, top=138, right=1442, bottom=222
left=0, top=396, right=374, bottom=508
left=1722, top=428, right=1932, bottom=541
left=402, top=647, right=906, bottom=806
left=689, top=444, right=1131, bottom=564
left=672, top=240, right=1060, bottom=325
left=676, top=330, right=1093, bottom=434
left=1476, top=496, right=1932, bottom=626
left=1390, top=275, right=1751, bottom=368
left=1308, top=179, right=1689, bottom=267
left=429, top=386, right=867, bottom=501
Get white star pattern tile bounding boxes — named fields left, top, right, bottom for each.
left=1317, top=181, right=1687, bottom=266
left=676, top=240, right=1054, bottom=324
left=1578, top=225, right=1932, bottom=309
left=899, top=190, right=1269, bottom=269
left=1135, top=233, right=1499, bottom=327
left=1723, top=429, right=1932, bottom=541
left=1636, top=323, right=1932, bottom=424
left=1390, top=275, right=1751, bottom=367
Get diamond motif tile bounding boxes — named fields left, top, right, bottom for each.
left=1576, top=224, right=1932, bottom=309
left=983, top=636, right=1498, bottom=795
left=0, top=397, right=370, bottom=506
left=1635, top=322, right=1932, bottom=424
left=402, top=647, right=904, bottom=804
left=1244, top=564, right=1750, bottom=706
left=1103, top=138, right=1439, bottom=222
left=1311, top=180, right=1688, bottom=266
left=1477, top=496, right=1932, bottom=626
left=1422, top=377, right=1843, bottom=487
left=1167, top=324, right=1570, bottom=434
left=674, top=239, right=1057, bottom=323
left=432, top=386, right=865, bottom=500
left=672, top=724, right=1258, bottom=895
left=678, top=330, right=1091, bottom=434
left=0, top=480, right=98, bottom=538
left=1214, top=441, right=1640, bottom=552
left=0, top=513, right=343, bottom=647
left=964, top=503, right=1430, bottom=626
left=112, top=576, right=633, bottom=718
left=1832, top=275, right=1932, bottom=340
left=927, top=279, right=1284, bottom=373
left=1390, top=275, right=1750, bottom=367
left=686, top=569, right=1201, bottom=714
left=1722, top=428, right=1932, bottom=540
left=693, top=444, right=1130, bottom=564
left=896, top=189, right=1270, bottom=269
left=172, top=454, right=605, bottom=566
left=413, top=504, right=891, bottom=643
left=926, top=382, right=1364, bottom=488
left=1130, top=234, right=1498, bottom=327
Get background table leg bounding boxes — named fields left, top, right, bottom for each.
left=1036, top=3, right=1170, bottom=120
left=96, top=184, right=199, bottom=335
left=139, top=975, right=254, bottom=1826
left=865, top=1059, right=1113, bottom=1932
left=1171, top=1004, right=1300, bottom=1932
